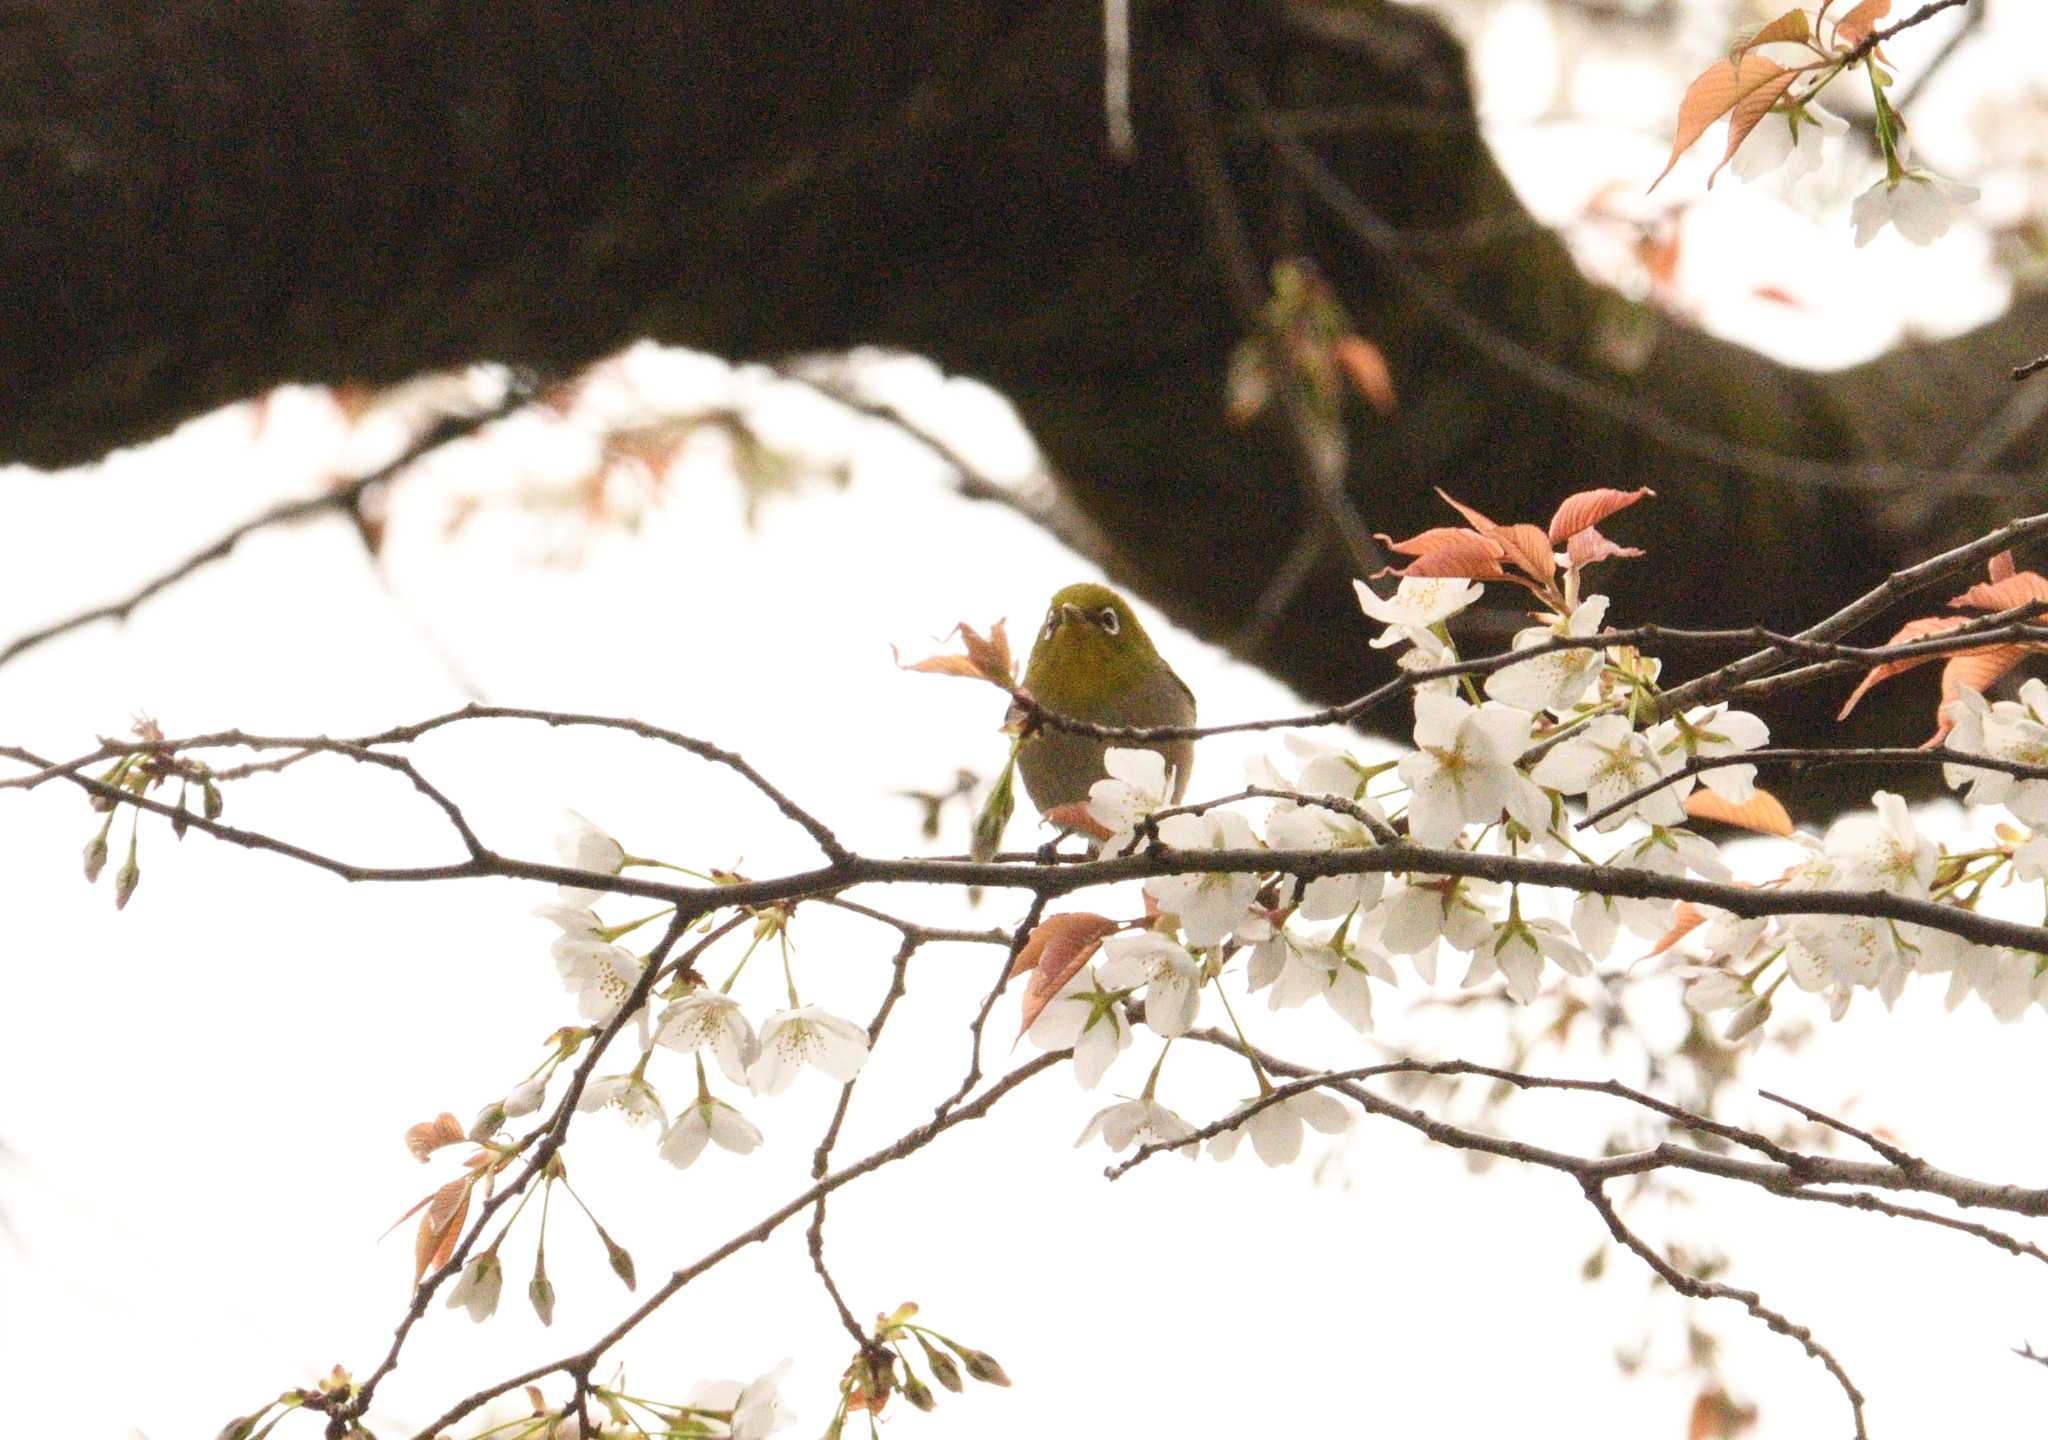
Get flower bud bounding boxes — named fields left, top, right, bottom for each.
left=917, top=1338, right=963, bottom=1393
left=504, top=1077, right=548, bottom=1118
left=446, top=1252, right=503, bottom=1322
left=958, top=1348, right=1010, bottom=1387
left=604, top=1236, right=636, bottom=1291
left=114, top=858, right=140, bottom=911
left=467, top=1102, right=508, bottom=1143
left=83, top=833, right=109, bottom=883
left=902, top=1372, right=936, bottom=1413
left=529, top=1259, right=556, bottom=1326
left=1722, top=993, right=1772, bottom=1043
left=203, top=780, right=224, bottom=820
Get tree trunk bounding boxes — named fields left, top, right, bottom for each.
left=5, top=0, right=2041, bottom=803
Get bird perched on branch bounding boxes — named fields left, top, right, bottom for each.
left=1011, top=582, right=1197, bottom=826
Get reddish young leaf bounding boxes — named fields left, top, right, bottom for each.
left=1042, top=800, right=1113, bottom=840
left=1009, top=910, right=1119, bottom=982
left=1751, top=285, right=1804, bottom=307
left=1376, top=527, right=1508, bottom=579
left=1989, top=550, right=2017, bottom=583
left=1834, top=0, right=1892, bottom=48
left=1564, top=526, right=1645, bottom=570
left=1684, top=787, right=1794, bottom=837
left=894, top=621, right=1016, bottom=689
left=1432, top=490, right=1556, bottom=584
left=1549, top=486, right=1655, bottom=543
left=1949, top=571, right=2048, bottom=612
left=405, top=1112, right=466, bottom=1163
left=1333, top=334, right=1398, bottom=415
left=1836, top=615, right=1973, bottom=719
left=1732, top=8, right=1812, bottom=63
left=1650, top=57, right=1790, bottom=192
left=1014, top=912, right=1120, bottom=1035
left=1933, top=646, right=2033, bottom=741
left=413, top=1174, right=474, bottom=1285
left=1648, top=903, right=1709, bottom=958
left=1710, top=68, right=1801, bottom=185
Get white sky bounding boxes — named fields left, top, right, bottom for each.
left=4, top=5, right=2047, bottom=1438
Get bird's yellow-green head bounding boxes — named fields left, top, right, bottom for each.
left=1021, top=582, right=1169, bottom=710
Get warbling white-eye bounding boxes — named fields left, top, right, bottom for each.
left=1012, top=582, right=1196, bottom=822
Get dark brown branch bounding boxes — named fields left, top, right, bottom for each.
left=406, top=1050, right=1067, bottom=1440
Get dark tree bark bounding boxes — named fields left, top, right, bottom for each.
left=4, top=0, right=2042, bottom=804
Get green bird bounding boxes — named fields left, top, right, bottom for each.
left=1013, top=582, right=1197, bottom=824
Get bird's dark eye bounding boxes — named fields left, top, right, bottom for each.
left=1098, top=607, right=1120, bottom=635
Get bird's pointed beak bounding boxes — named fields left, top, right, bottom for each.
left=1059, top=602, right=1087, bottom=627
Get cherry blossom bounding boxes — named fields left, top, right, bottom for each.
left=654, top=991, right=761, bottom=1086
left=1087, top=746, right=1177, bottom=857
left=1207, top=1088, right=1352, bottom=1166
left=445, top=1252, right=503, bottom=1323
left=1730, top=100, right=1845, bottom=183
left=660, top=1095, right=765, bottom=1169
left=1397, top=691, right=1547, bottom=846
left=747, top=1006, right=870, bottom=1096
left=555, top=811, right=627, bottom=903
left=1483, top=595, right=1609, bottom=715
left=1529, top=714, right=1685, bottom=831
left=552, top=938, right=646, bottom=1022
left=1942, top=683, right=2048, bottom=824
left=1850, top=167, right=1980, bottom=247
left=1097, top=931, right=1202, bottom=1037
left=1025, top=966, right=1133, bottom=1088
left=1145, top=810, right=1263, bottom=946
left=1352, top=575, right=1480, bottom=633
left=1646, top=704, right=1770, bottom=803
left=1075, top=1096, right=1196, bottom=1156
left=689, top=1361, right=795, bottom=1440
left=576, top=1073, right=668, bottom=1129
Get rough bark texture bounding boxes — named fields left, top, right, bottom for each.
left=4, top=0, right=2043, bottom=805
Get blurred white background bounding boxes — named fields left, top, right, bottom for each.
left=3, top=2, right=2046, bottom=1436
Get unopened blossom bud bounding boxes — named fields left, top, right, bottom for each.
left=113, top=857, right=140, bottom=910
left=503, top=1077, right=547, bottom=1118
left=918, top=1338, right=963, bottom=1392
left=902, top=1371, right=936, bottom=1412
left=203, top=780, right=224, bottom=820
left=467, top=1102, right=508, bottom=1143
left=83, top=832, right=109, bottom=883
left=958, top=1348, right=1011, bottom=1386
left=1722, top=993, right=1772, bottom=1043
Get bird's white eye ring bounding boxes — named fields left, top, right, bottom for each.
left=1098, top=608, right=1120, bottom=635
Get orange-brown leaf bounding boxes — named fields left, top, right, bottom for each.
left=1734, top=8, right=1811, bottom=62
left=1684, top=787, right=1793, bottom=837
left=1648, top=903, right=1709, bottom=958
left=1933, top=646, right=2031, bottom=741
left=406, top=1112, right=466, bottom=1163
left=1551, top=487, right=1654, bottom=543
left=1565, top=525, right=1645, bottom=570
left=1949, top=572, right=2048, bottom=612
left=1042, top=800, right=1113, bottom=840
left=1711, top=68, right=1801, bottom=185
left=413, top=1174, right=474, bottom=1285
left=1333, top=334, right=1398, bottom=415
left=1492, top=523, right=1558, bottom=585
left=1432, top=490, right=1555, bottom=584
left=894, top=621, right=1016, bottom=689
left=1836, top=615, right=1973, bottom=719
left=1650, top=57, right=1789, bottom=192
left=1377, top=527, right=1508, bottom=579
left=1013, top=912, right=1120, bottom=1034
left=1834, top=0, right=1892, bottom=48
left=1990, top=550, right=2017, bottom=583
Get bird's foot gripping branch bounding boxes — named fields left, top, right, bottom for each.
left=18, top=494, right=2048, bottom=1440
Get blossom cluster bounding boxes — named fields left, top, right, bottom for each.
left=1023, top=555, right=2048, bottom=1171
left=532, top=811, right=874, bottom=1174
